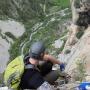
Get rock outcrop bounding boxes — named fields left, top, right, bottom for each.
left=61, top=0, right=90, bottom=82
left=65, top=26, right=90, bottom=81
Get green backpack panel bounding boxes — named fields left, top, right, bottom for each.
left=4, top=55, right=24, bottom=90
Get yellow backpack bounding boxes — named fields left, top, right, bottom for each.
left=4, top=55, right=24, bottom=90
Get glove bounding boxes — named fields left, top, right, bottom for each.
left=60, top=63, right=65, bottom=71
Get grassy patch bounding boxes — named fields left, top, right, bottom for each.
left=5, top=32, right=16, bottom=40
left=75, top=58, right=86, bottom=82
left=76, top=30, right=84, bottom=39
left=0, top=73, right=4, bottom=86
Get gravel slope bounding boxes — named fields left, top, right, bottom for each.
left=0, top=20, right=25, bottom=73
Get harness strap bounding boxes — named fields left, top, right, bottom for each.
left=25, top=64, right=40, bottom=71
left=25, top=64, right=35, bottom=69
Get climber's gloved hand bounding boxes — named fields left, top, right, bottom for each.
left=59, top=63, right=65, bottom=71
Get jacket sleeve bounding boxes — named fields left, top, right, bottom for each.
left=37, top=81, right=55, bottom=90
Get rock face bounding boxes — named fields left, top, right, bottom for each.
left=58, top=0, right=90, bottom=82
left=52, top=39, right=64, bottom=49
left=65, top=26, right=90, bottom=78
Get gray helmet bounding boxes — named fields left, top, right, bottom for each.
left=30, top=41, right=45, bottom=59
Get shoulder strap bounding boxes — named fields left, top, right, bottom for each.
left=25, top=64, right=40, bottom=71
left=25, top=64, right=35, bottom=69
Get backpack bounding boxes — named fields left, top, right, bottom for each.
left=4, top=55, right=24, bottom=90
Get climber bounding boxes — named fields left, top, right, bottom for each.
left=20, top=41, right=66, bottom=90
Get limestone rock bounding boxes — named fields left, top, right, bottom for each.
left=64, top=26, right=90, bottom=81
left=52, top=39, right=64, bottom=49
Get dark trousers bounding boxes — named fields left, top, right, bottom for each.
left=38, top=61, right=59, bottom=84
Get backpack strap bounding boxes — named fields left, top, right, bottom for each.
left=25, top=64, right=35, bottom=69
left=25, top=64, right=40, bottom=72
